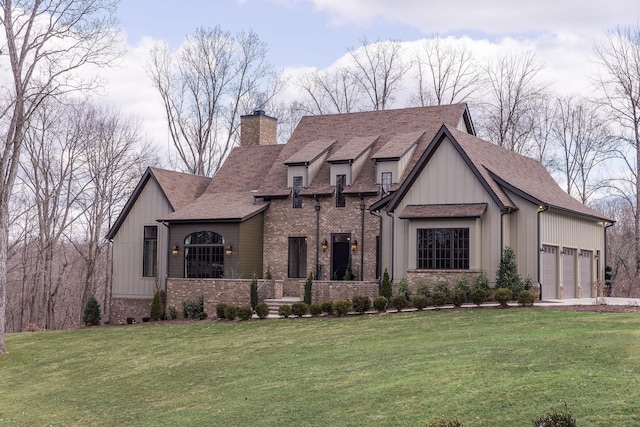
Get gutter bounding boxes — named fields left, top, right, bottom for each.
left=537, top=205, right=549, bottom=300
left=385, top=209, right=395, bottom=281
left=315, top=197, right=321, bottom=280
left=604, top=221, right=614, bottom=285
left=359, top=196, right=365, bottom=281
left=369, top=208, right=382, bottom=280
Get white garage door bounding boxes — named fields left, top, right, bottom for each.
left=580, top=250, right=592, bottom=298
left=541, top=245, right=557, bottom=300
left=563, top=248, right=576, bottom=298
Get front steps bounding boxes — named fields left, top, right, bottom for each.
left=263, top=297, right=301, bottom=317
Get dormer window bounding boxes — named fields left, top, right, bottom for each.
left=293, top=176, right=303, bottom=209
left=381, top=172, right=392, bottom=195
left=336, top=174, right=346, bottom=207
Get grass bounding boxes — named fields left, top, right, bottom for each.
left=1, top=308, right=640, bottom=426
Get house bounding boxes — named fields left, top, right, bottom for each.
left=106, top=105, right=612, bottom=323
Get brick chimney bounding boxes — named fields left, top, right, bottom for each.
left=240, top=109, right=277, bottom=147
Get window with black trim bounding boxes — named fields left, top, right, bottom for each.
left=288, top=237, right=307, bottom=278
left=143, top=226, right=158, bottom=277
left=184, top=231, right=225, bottom=278
left=336, top=174, right=346, bottom=207
left=417, top=228, right=469, bottom=270
left=293, top=176, right=303, bottom=209
left=381, top=172, right=392, bottom=195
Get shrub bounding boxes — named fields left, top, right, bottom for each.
left=473, top=270, right=490, bottom=293
left=83, top=296, right=101, bottom=326
left=216, top=302, right=228, bottom=319
left=396, top=277, right=411, bottom=301
left=451, top=289, right=466, bottom=307
left=390, top=295, right=408, bottom=311
left=426, top=416, right=464, bottom=427
left=352, top=295, right=371, bottom=314
left=522, top=275, right=534, bottom=290
left=278, top=304, right=292, bottom=318
left=238, top=306, right=253, bottom=321
left=250, top=274, right=258, bottom=311
left=142, top=316, right=151, bottom=323
left=432, top=291, right=448, bottom=309
left=182, top=296, right=205, bottom=319
left=255, top=302, right=269, bottom=319
left=470, top=288, right=489, bottom=306
left=412, top=294, right=429, bottom=310
left=304, top=273, right=313, bottom=305
left=291, top=302, right=308, bottom=317
left=333, top=299, right=352, bottom=317
left=224, top=305, right=237, bottom=320
left=198, top=312, right=208, bottom=320
left=518, top=289, right=535, bottom=306
left=373, top=295, right=388, bottom=312
left=496, top=247, right=520, bottom=291
left=416, top=280, right=431, bottom=298
left=532, top=405, right=577, bottom=427
left=169, top=306, right=178, bottom=320
left=434, top=280, right=450, bottom=301
left=321, top=301, right=334, bottom=315
left=150, top=291, right=163, bottom=321
left=454, top=277, right=471, bottom=298
left=380, top=268, right=392, bottom=299
left=309, top=303, right=323, bottom=316
left=494, top=288, right=513, bottom=307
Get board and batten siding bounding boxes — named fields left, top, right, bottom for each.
left=392, top=137, right=502, bottom=283
left=504, top=192, right=540, bottom=282
left=111, top=178, right=171, bottom=298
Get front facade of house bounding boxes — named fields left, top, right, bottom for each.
left=107, top=105, right=612, bottom=323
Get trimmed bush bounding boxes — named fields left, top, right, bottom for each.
left=321, top=301, right=334, bottom=315
left=333, top=299, right=352, bottom=317
left=216, top=302, right=228, bottom=319
left=250, top=275, right=258, bottom=311
left=352, top=295, right=371, bottom=314
left=454, top=277, right=471, bottom=299
left=169, top=306, right=178, bottom=320
left=434, top=280, right=450, bottom=301
left=304, top=273, right=313, bottom=305
left=198, top=312, right=208, bottom=320
left=83, top=296, right=101, bottom=326
left=224, top=305, right=237, bottom=320
left=426, top=416, right=464, bottom=427
left=432, top=291, right=448, bottom=309
left=518, top=289, right=536, bottom=306
left=255, top=302, right=269, bottom=319
left=291, top=302, right=308, bottom=317
left=473, top=270, right=490, bottom=293
left=470, top=287, right=489, bottom=306
left=416, top=280, right=431, bottom=298
left=396, top=277, right=411, bottom=301
left=532, top=406, right=577, bottom=427
left=309, top=303, right=323, bottom=316
left=412, top=294, right=429, bottom=310
left=390, top=295, right=408, bottom=311
left=380, top=268, right=392, bottom=299
left=494, top=288, right=513, bottom=307
left=278, top=304, right=292, bottom=318
left=451, top=289, right=466, bottom=308
left=373, top=295, right=388, bottom=312
left=238, top=306, right=253, bottom=321
left=182, top=296, right=205, bottom=319
left=150, top=291, right=163, bottom=321
left=142, top=316, right=151, bottom=323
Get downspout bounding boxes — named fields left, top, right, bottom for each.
left=385, top=209, right=395, bottom=281
left=315, top=197, right=321, bottom=280
left=359, top=196, right=365, bottom=281
left=160, top=220, right=170, bottom=315
left=369, top=209, right=382, bottom=281
left=604, top=221, right=614, bottom=286
left=537, top=205, right=549, bottom=300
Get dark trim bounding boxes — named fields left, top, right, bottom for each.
left=369, top=192, right=395, bottom=212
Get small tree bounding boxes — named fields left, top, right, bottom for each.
left=304, top=273, right=313, bottom=305
left=496, top=247, right=520, bottom=291
left=250, top=274, right=259, bottom=311
left=150, top=291, right=163, bottom=321
left=397, top=277, right=411, bottom=301
left=473, top=270, right=490, bottom=292
left=83, top=296, right=101, bottom=326
left=380, top=268, right=392, bottom=299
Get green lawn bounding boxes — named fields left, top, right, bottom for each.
left=1, top=308, right=640, bottom=426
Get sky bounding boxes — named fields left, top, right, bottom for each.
left=103, top=0, right=640, bottom=150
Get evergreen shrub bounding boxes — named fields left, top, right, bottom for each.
left=412, top=294, right=429, bottom=310
left=373, top=295, right=388, bottom=312
left=309, top=303, right=323, bottom=316
left=238, top=306, right=253, bottom=321
left=291, top=302, right=308, bottom=317
left=255, top=302, right=269, bottom=319
left=451, top=289, right=466, bottom=307
left=390, top=295, right=408, bottom=311
left=333, top=299, right=352, bottom=317
left=352, top=295, right=371, bottom=314
left=278, top=304, right=292, bottom=318
left=83, top=296, right=101, bottom=326
left=494, top=288, right=513, bottom=307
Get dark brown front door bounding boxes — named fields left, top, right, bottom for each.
left=331, top=234, right=351, bottom=280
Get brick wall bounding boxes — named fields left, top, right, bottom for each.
left=110, top=297, right=153, bottom=325
left=405, top=270, right=482, bottom=293
left=240, top=110, right=277, bottom=147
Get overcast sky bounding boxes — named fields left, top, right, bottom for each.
left=104, top=0, right=640, bottom=150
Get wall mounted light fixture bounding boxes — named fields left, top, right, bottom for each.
left=172, top=245, right=179, bottom=255
left=225, top=244, right=233, bottom=255
left=321, top=239, right=328, bottom=251
left=351, top=239, right=358, bottom=252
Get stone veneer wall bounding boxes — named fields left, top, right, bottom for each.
left=405, top=270, right=482, bottom=293
left=311, top=280, right=379, bottom=302
left=110, top=297, right=153, bottom=325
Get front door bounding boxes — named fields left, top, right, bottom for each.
left=332, top=234, right=351, bottom=280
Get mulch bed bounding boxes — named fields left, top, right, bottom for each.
left=548, top=304, right=640, bottom=313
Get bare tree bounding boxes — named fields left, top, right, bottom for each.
left=0, top=0, right=119, bottom=355
left=147, top=26, right=279, bottom=176
left=348, top=38, right=410, bottom=111
left=410, top=35, right=479, bottom=107
left=475, top=51, right=548, bottom=156
left=593, top=25, right=640, bottom=282
left=294, top=67, right=363, bottom=115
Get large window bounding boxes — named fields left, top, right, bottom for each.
left=288, top=237, right=307, bottom=278
left=417, top=228, right=469, bottom=270
left=293, top=176, right=303, bottom=209
left=184, top=231, right=225, bottom=278
left=381, top=172, right=392, bottom=195
left=336, top=174, right=346, bottom=207
left=143, top=226, right=158, bottom=277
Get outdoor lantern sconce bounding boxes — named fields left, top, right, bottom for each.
left=172, top=245, right=179, bottom=255
left=321, top=239, right=328, bottom=251
left=351, top=239, right=358, bottom=252
left=225, top=244, right=233, bottom=255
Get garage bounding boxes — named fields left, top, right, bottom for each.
left=580, top=250, right=593, bottom=298
left=541, top=245, right=558, bottom=300
left=562, top=248, right=576, bottom=298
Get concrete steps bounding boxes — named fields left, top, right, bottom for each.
left=263, top=297, right=302, bottom=317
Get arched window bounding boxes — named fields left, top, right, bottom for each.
left=184, top=231, right=225, bottom=278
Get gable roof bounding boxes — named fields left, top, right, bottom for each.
left=161, top=144, right=284, bottom=222
left=106, top=167, right=211, bottom=239
left=385, top=125, right=612, bottom=222
left=255, top=104, right=473, bottom=198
